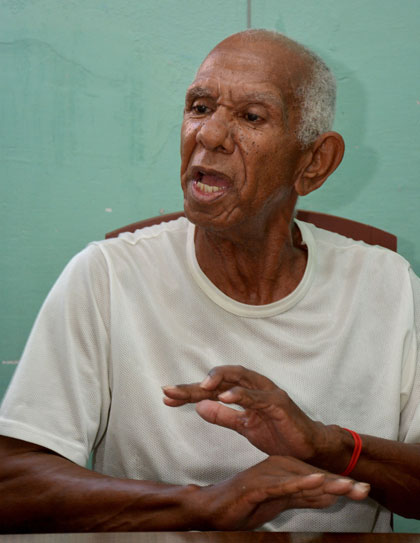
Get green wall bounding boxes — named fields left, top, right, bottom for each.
left=0, top=0, right=419, bottom=532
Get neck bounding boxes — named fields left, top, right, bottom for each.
left=194, top=210, right=308, bottom=305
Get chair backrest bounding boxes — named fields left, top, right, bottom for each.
left=105, top=210, right=397, bottom=251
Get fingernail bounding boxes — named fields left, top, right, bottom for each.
left=218, top=390, right=234, bottom=401
left=336, top=478, right=352, bottom=484
left=307, top=473, right=323, bottom=478
left=161, top=386, right=177, bottom=393
left=200, top=376, right=212, bottom=389
left=354, top=482, right=370, bottom=492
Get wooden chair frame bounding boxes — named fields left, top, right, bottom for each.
left=106, top=210, right=397, bottom=252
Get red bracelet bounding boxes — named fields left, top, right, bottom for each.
left=340, top=428, right=362, bottom=476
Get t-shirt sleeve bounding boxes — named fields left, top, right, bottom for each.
left=0, top=244, right=111, bottom=466
left=399, top=268, right=420, bottom=443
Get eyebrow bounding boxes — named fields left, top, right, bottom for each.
left=241, top=91, right=285, bottom=111
left=185, top=86, right=214, bottom=102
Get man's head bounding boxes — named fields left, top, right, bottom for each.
left=180, top=30, right=344, bottom=232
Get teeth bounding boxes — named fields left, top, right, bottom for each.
left=196, top=181, right=222, bottom=193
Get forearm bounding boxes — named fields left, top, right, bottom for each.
left=313, top=426, right=420, bottom=518
left=1, top=438, right=202, bottom=533
left=1, top=437, right=370, bottom=533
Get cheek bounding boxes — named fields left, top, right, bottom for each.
left=237, top=127, right=277, bottom=158
left=240, top=137, right=278, bottom=178
left=180, top=122, right=199, bottom=173
left=242, top=141, right=294, bottom=198
left=181, top=120, right=200, bottom=142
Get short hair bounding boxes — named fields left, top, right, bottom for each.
left=220, top=29, right=337, bottom=148
left=293, top=43, right=337, bottom=147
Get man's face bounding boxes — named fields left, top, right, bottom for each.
left=180, top=38, right=307, bottom=232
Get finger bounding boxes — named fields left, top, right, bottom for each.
left=162, top=384, right=216, bottom=404
left=292, top=493, right=339, bottom=510
left=196, top=399, right=246, bottom=432
left=162, top=396, right=189, bottom=407
left=289, top=480, right=370, bottom=509
left=322, top=478, right=370, bottom=500
left=200, top=365, right=277, bottom=392
left=267, top=456, right=319, bottom=476
left=321, top=477, right=355, bottom=495
left=345, top=482, right=371, bottom=501
left=218, top=386, right=280, bottom=412
left=264, top=473, right=326, bottom=498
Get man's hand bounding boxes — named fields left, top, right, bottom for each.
left=163, top=365, right=330, bottom=460
left=190, top=456, right=370, bottom=531
left=0, top=437, right=369, bottom=532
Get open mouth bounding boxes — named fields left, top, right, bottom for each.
left=191, top=170, right=230, bottom=197
left=195, top=179, right=222, bottom=193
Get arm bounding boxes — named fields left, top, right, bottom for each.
left=163, top=365, right=420, bottom=519
left=0, top=435, right=368, bottom=533
left=316, top=428, right=420, bottom=519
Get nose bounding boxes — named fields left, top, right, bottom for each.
left=196, top=110, right=235, bottom=153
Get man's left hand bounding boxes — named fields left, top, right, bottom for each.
left=162, top=365, right=331, bottom=461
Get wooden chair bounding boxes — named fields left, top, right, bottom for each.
left=105, top=210, right=397, bottom=251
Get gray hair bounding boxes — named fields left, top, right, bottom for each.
left=221, top=29, right=337, bottom=148
left=294, top=45, right=337, bottom=147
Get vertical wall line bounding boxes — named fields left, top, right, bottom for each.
left=247, top=0, right=252, bottom=28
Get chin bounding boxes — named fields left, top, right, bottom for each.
left=184, top=202, right=249, bottom=236
left=183, top=202, right=218, bottom=229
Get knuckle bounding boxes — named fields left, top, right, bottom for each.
left=209, top=365, right=231, bottom=377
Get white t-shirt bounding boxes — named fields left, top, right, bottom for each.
left=1, top=217, right=419, bottom=532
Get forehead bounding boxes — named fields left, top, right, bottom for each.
left=190, top=40, right=305, bottom=104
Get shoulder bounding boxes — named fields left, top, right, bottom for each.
left=82, top=216, right=190, bottom=279
left=91, top=216, right=189, bottom=254
left=299, top=219, right=410, bottom=273
left=298, top=219, right=414, bottom=312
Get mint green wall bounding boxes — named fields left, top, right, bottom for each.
left=0, top=0, right=419, bottom=532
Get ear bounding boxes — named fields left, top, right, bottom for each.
left=294, top=131, right=345, bottom=196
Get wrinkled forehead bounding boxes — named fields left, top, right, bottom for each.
left=194, top=38, right=309, bottom=103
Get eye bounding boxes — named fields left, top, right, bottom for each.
left=192, top=104, right=210, bottom=115
left=244, top=112, right=262, bottom=123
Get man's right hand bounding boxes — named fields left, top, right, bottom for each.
left=189, top=455, right=370, bottom=531
left=0, top=436, right=369, bottom=532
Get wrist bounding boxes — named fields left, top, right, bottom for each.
left=340, top=429, right=362, bottom=476
left=181, top=483, right=216, bottom=531
left=309, top=423, right=356, bottom=473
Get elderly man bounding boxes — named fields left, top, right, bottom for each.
left=0, top=30, right=419, bottom=533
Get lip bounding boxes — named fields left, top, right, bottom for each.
left=190, top=179, right=227, bottom=202
left=189, top=166, right=232, bottom=185
left=187, top=165, right=232, bottom=203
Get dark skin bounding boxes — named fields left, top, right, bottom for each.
left=172, top=34, right=420, bottom=520
left=0, top=33, right=381, bottom=532
left=171, top=35, right=420, bottom=518
left=180, top=36, right=344, bottom=305
left=162, top=367, right=420, bottom=519
left=0, top=435, right=368, bottom=532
